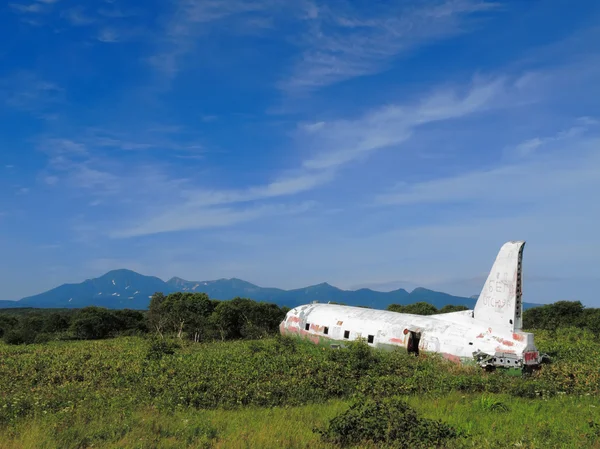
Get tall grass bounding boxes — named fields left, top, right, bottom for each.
left=2, top=395, right=600, bottom=448
left=1, top=326, right=600, bottom=447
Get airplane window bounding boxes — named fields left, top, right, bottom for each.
left=367, top=335, right=374, bottom=344
left=324, top=327, right=329, bottom=335
left=305, top=323, right=310, bottom=331
left=344, top=330, right=350, bottom=339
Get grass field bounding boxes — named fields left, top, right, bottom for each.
left=2, top=328, right=600, bottom=448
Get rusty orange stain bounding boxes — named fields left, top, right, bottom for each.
left=495, top=347, right=516, bottom=354
left=512, top=333, right=525, bottom=342
left=441, top=353, right=461, bottom=364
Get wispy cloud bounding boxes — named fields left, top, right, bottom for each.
left=97, top=28, right=119, bottom=43
left=38, top=73, right=513, bottom=239
left=0, top=72, right=64, bottom=118
left=149, top=0, right=287, bottom=79
left=97, top=7, right=141, bottom=18
left=110, top=201, right=315, bottom=238
left=281, top=0, right=500, bottom=92
left=301, top=76, right=506, bottom=170
left=61, top=7, right=95, bottom=26
left=9, top=3, right=44, bottom=13
left=375, top=128, right=600, bottom=207
left=149, top=0, right=500, bottom=88
left=505, top=122, right=592, bottom=159
left=179, top=170, right=331, bottom=208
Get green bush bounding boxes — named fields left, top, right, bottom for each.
left=314, top=395, right=464, bottom=448
left=146, top=337, right=180, bottom=360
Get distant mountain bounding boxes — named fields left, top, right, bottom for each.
left=16, top=269, right=178, bottom=309
left=0, top=269, right=538, bottom=311
left=167, top=277, right=286, bottom=303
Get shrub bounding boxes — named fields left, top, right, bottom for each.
left=146, top=337, right=180, bottom=360
left=314, top=395, right=464, bottom=448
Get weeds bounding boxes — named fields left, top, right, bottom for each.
left=2, top=327, right=600, bottom=447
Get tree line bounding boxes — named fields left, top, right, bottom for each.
left=0, top=294, right=598, bottom=345
left=0, top=292, right=289, bottom=345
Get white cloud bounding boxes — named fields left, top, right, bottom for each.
left=44, top=176, right=59, bottom=185
left=97, top=28, right=119, bottom=43
left=110, top=201, right=315, bottom=238
left=302, top=77, right=506, bottom=170
left=375, top=129, right=600, bottom=207
left=282, top=0, right=500, bottom=92
left=0, top=72, right=63, bottom=118
left=185, top=170, right=333, bottom=207
left=61, top=7, right=95, bottom=26
left=9, top=3, right=43, bottom=13
left=150, top=0, right=498, bottom=87
left=512, top=138, right=543, bottom=158
left=150, top=0, right=287, bottom=79
left=34, top=73, right=511, bottom=240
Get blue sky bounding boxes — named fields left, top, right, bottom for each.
left=1, top=0, right=600, bottom=305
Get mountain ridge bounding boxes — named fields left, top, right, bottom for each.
left=1, top=268, right=537, bottom=311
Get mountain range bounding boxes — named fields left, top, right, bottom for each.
left=0, top=269, right=540, bottom=311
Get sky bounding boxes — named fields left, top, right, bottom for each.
left=1, top=0, right=600, bottom=305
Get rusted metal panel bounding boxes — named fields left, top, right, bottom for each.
left=280, top=240, right=541, bottom=369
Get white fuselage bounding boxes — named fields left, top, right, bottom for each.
left=280, top=303, right=540, bottom=368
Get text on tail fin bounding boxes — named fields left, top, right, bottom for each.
left=474, top=241, right=525, bottom=333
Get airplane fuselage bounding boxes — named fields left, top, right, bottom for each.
left=280, top=303, right=540, bottom=369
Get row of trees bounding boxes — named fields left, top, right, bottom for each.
left=386, top=302, right=469, bottom=315
left=0, top=293, right=289, bottom=345
left=1, top=295, right=598, bottom=345
left=522, top=300, right=600, bottom=334
left=147, top=293, right=288, bottom=342
left=0, top=307, right=147, bottom=344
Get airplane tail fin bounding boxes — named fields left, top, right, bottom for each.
left=473, top=241, right=525, bottom=333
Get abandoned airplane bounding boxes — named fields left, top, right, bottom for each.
left=280, top=240, right=542, bottom=370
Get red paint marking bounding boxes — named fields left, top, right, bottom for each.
left=441, top=353, right=461, bottom=364
left=389, top=338, right=404, bottom=344
left=287, top=316, right=301, bottom=324
left=476, top=333, right=484, bottom=339
left=512, top=333, right=525, bottom=342
left=501, top=339, right=514, bottom=347
left=495, top=347, right=516, bottom=354
left=524, top=351, right=539, bottom=362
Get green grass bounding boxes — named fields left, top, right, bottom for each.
left=2, top=328, right=600, bottom=448
left=2, top=394, right=600, bottom=448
